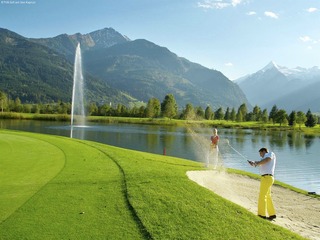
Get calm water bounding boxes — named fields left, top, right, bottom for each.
left=1, top=119, right=319, bottom=194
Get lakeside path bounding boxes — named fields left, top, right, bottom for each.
left=187, top=170, right=320, bottom=240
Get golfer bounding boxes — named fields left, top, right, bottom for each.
left=206, top=128, right=220, bottom=168
left=210, top=128, right=219, bottom=149
left=248, top=147, right=276, bottom=220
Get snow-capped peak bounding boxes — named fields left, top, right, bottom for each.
left=259, top=61, right=320, bottom=80
left=261, top=61, right=279, bottom=72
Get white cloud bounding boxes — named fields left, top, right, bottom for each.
left=246, top=11, right=257, bottom=15
left=225, top=62, right=233, bottom=67
left=231, top=0, right=241, bottom=7
left=299, top=36, right=312, bottom=42
left=197, top=1, right=230, bottom=9
left=197, top=0, right=247, bottom=10
left=264, top=11, right=279, bottom=19
left=307, top=7, right=318, bottom=13
left=299, top=36, right=319, bottom=46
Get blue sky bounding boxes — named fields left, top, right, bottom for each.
left=1, top=0, right=319, bottom=79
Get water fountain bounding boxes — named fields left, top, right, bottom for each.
left=70, top=43, right=86, bottom=138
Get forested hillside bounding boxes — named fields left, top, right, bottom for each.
left=0, top=28, right=136, bottom=105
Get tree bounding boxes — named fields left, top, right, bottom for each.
left=0, top=91, right=8, bottom=112
left=236, top=103, right=247, bottom=122
left=57, top=101, right=69, bottom=114
left=99, top=103, right=112, bottom=116
left=236, top=110, right=243, bottom=122
left=146, top=98, right=161, bottom=118
left=269, top=105, right=278, bottom=124
left=296, top=111, right=307, bottom=129
left=182, top=103, right=195, bottom=120
left=23, top=104, right=32, bottom=113
left=31, top=104, right=40, bottom=114
left=13, top=97, right=22, bottom=112
left=161, top=94, right=178, bottom=119
left=195, top=106, right=205, bottom=119
left=252, top=105, right=261, bottom=121
left=305, top=109, right=317, bottom=128
left=224, top=107, right=230, bottom=121
left=138, top=106, right=146, bottom=117
left=275, top=109, right=288, bottom=126
left=239, top=103, right=248, bottom=120
left=261, top=109, right=269, bottom=123
left=115, top=104, right=128, bottom=117
left=288, top=111, right=297, bottom=127
left=205, top=106, right=213, bottom=120
left=215, top=107, right=224, bottom=120
left=230, top=108, right=236, bottom=121
left=88, top=102, right=98, bottom=116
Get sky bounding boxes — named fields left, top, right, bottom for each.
left=0, top=0, right=319, bottom=80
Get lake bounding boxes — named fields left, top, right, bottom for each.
left=1, top=119, right=319, bottom=194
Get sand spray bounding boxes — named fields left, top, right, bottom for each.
left=184, top=118, right=251, bottom=205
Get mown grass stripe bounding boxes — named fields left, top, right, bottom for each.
left=77, top=139, right=154, bottom=239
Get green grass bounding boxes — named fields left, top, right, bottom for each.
left=0, top=112, right=320, bottom=136
left=1, top=112, right=320, bottom=135
left=0, top=130, right=306, bottom=239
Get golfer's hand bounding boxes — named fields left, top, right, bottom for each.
left=247, top=160, right=254, bottom=166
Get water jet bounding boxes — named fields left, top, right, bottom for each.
left=70, top=43, right=86, bottom=138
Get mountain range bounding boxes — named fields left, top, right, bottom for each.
left=235, top=61, right=320, bottom=113
left=0, top=27, right=249, bottom=110
left=0, top=28, right=134, bottom=105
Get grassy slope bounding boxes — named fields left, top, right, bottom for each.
left=0, top=130, right=305, bottom=240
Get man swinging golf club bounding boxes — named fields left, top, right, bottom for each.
left=248, top=147, right=277, bottom=220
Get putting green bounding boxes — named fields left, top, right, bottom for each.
left=0, top=131, right=65, bottom=223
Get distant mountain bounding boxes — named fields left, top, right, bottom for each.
left=83, top=39, right=249, bottom=109
left=235, top=61, right=320, bottom=112
left=1, top=27, right=249, bottom=110
left=33, top=28, right=249, bottom=110
left=0, top=28, right=135, bottom=104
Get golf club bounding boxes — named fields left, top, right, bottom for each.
left=226, top=139, right=248, bottom=161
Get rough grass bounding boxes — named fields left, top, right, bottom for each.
left=0, top=130, right=305, bottom=239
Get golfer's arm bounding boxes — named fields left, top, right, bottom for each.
left=256, top=157, right=271, bottom=166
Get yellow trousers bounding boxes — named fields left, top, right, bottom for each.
left=258, top=176, right=276, bottom=217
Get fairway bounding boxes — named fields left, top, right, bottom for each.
left=0, top=130, right=143, bottom=239
left=0, top=130, right=305, bottom=240
left=0, top=132, right=65, bottom=223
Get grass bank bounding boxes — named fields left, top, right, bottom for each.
left=1, top=112, right=319, bottom=135
left=0, top=130, right=305, bottom=239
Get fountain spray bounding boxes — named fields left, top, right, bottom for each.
left=70, top=43, right=86, bottom=138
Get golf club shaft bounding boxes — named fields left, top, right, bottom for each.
left=228, top=142, right=247, bottom=160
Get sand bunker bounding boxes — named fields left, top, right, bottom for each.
left=187, top=170, right=320, bottom=240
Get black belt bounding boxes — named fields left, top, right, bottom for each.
left=262, top=174, right=273, bottom=177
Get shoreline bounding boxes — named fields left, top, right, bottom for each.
left=1, top=113, right=320, bottom=135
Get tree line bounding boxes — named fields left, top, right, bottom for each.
left=0, top=90, right=318, bottom=128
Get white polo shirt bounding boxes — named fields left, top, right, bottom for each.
left=260, top=152, right=276, bottom=176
